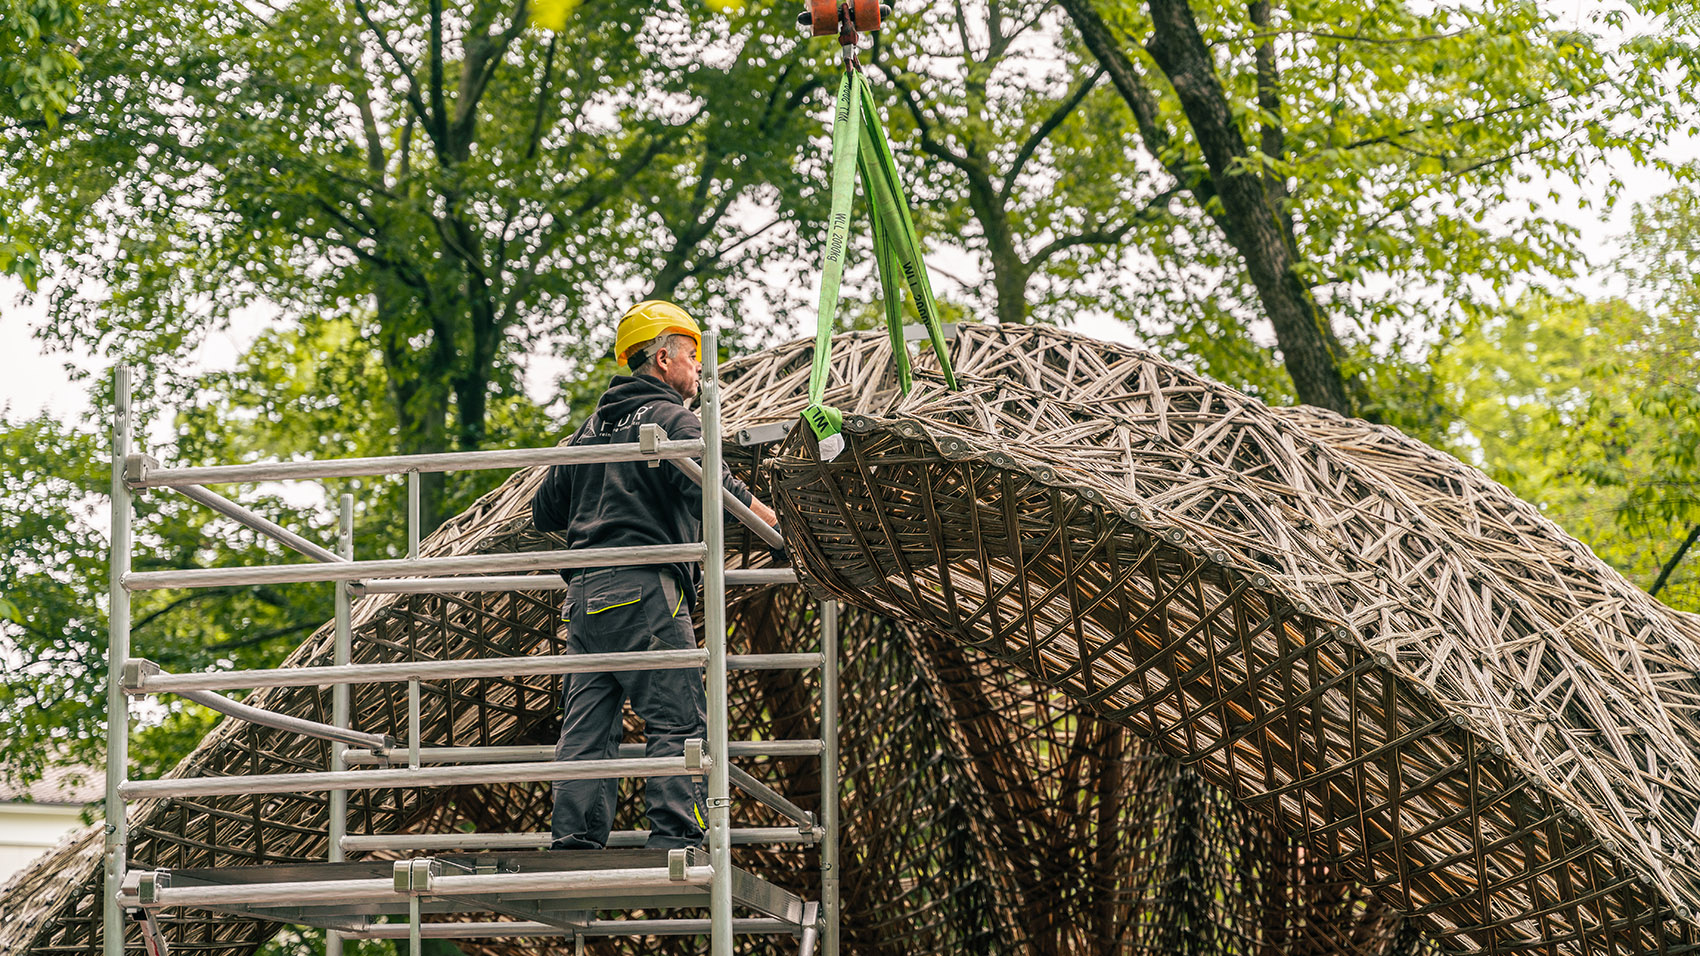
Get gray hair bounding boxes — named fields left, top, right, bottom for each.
left=630, top=332, right=696, bottom=375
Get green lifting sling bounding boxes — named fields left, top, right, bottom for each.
left=801, top=68, right=959, bottom=461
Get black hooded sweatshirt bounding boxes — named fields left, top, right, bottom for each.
left=531, top=372, right=753, bottom=596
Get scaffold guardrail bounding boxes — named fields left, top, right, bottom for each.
left=104, top=328, right=839, bottom=956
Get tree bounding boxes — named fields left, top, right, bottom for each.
left=1053, top=0, right=1700, bottom=419
left=0, top=312, right=601, bottom=786
left=0, top=405, right=335, bottom=786
left=0, top=0, right=79, bottom=129
left=623, top=35, right=829, bottom=309
left=0, top=0, right=80, bottom=289
left=2, top=0, right=822, bottom=529
left=863, top=0, right=1156, bottom=327
left=1438, top=290, right=1700, bottom=611
left=0, top=0, right=837, bottom=789
left=1606, top=179, right=1700, bottom=598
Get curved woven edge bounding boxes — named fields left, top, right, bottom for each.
left=756, top=323, right=1700, bottom=953
left=9, top=321, right=1678, bottom=956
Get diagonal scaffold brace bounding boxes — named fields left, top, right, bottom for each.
left=129, top=909, right=170, bottom=956
left=798, top=0, right=959, bottom=462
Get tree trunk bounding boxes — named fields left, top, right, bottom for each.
left=1055, top=0, right=1358, bottom=415
left=453, top=280, right=498, bottom=453
left=992, top=254, right=1031, bottom=326
left=437, top=204, right=499, bottom=454
left=1143, top=0, right=1353, bottom=414
left=375, top=272, right=449, bottom=534
left=963, top=175, right=1031, bottom=325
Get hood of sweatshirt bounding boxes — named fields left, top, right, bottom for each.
left=591, top=373, right=687, bottom=429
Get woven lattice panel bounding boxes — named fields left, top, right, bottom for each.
left=422, top=589, right=1429, bottom=956
left=1, top=570, right=1405, bottom=955
left=0, top=473, right=568, bottom=956
left=753, top=324, right=1700, bottom=954
left=5, top=323, right=1681, bottom=955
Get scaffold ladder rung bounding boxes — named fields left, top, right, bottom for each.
left=101, top=328, right=840, bottom=956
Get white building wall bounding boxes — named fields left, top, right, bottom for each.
left=0, top=803, right=88, bottom=882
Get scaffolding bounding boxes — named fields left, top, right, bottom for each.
left=104, top=329, right=839, bottom=956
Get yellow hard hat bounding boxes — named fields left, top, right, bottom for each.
left=616, top=300, right=702, bottom=365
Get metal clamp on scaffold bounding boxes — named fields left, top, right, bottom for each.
left=393, top=858, right=439, bottom=895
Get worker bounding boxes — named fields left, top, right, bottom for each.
left=531, top=299, right=780, bottom=850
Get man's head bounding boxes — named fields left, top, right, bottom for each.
left=616, top=300, right=703, bottom=399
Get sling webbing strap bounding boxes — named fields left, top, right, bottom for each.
left=802, top=70, right=958, bottom=460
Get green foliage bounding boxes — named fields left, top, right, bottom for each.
left=0, top=406, right=334, bottom=784
left=1079, top=0, right=1700, bottom=407
left=175, top=315, right=563, bottom=537
left=1438, top=290, right=1700, bottom=610
left=1, top=0, right=824, bottom=526
left=0, top=0, right=80, bottom=125
left=4, top=0, right=1698, bottom=811
left=0, top=301, right=619, bottom=786
left=258, top=925, right=455, bottom=956
left=1, top=412, right=118, bottom=783
left=866, top=0, right=1150, bottom=326
left=129, top=704, right=222, bottom=782
left=0, top=0, right=80, bottom=288
left=0, top=0, right=824, bottom=777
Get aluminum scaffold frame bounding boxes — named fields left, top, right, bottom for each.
left=104, top=330, right=840, bottom=956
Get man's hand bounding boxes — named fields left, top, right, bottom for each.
left=746, top=497, right=787, bottom=563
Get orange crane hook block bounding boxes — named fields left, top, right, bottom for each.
left=798, top=0, right=887, bottom=40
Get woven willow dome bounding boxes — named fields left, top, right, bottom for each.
left=2, top=323, right=1694, bottom=955
left=757, top=324, right=1700, bottom=953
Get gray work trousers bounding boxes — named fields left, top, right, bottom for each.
left=551, top=566, right=709, bottom=850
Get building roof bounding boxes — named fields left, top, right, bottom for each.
left=0, top=762, right=104, bottom=806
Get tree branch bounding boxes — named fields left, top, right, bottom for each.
left=198, top=621, right=320, bottom=654
left=1250, top=0, right=1288, bottom=210
left=1051, top=0, right=1224, bottom=221
left=1218, top=25, right=1478, bottom=46
left=875, top=63, right=979, bottom=172
left=341, top=29, right=387, bottom=176
left=956, top=0, right=982, bottom=60
left=1650, top=523, right=1700, bottom=598
left=300, top=202, right=430, bottom=289
left=1359, top=141, right=1552, bottom=233
left=1333, top=89, right=1587, bottom=153
left=349, top=0, right=439, bottom=151
left=703, top=215, right=788, bottom=266
left=503, top=120, right=690, bottom=310
left=1030, top=184, right=1181, bottom=262
left=1001, top=66, right=1104, bottom=203
left=429, top=0, right=449, bottom=148
left=451, top=0, right=533, bottom=153
left=524, top=35, right=558, bottom=162
left=130, top=589, right=238, bottom=634
left=781, top=72, right=830, bottom=118
left=1003, top=4, right=1054, bottom=49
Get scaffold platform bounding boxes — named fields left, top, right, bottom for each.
left=119, top=849, right=812, bottom=939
